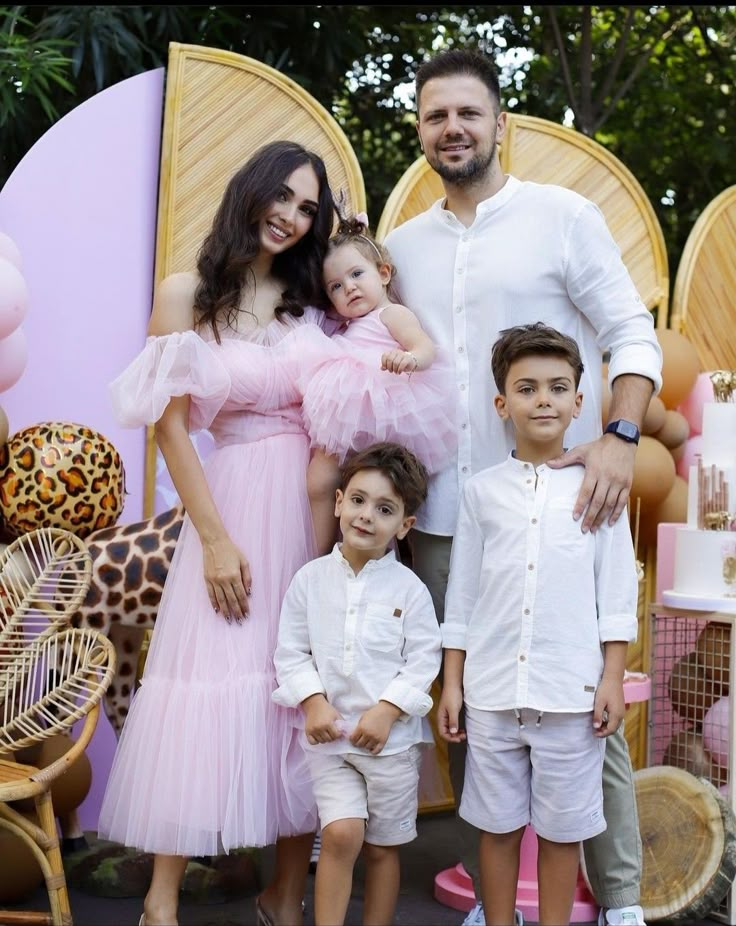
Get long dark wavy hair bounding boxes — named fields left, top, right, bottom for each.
left=194, top=141, right=335, bottom=340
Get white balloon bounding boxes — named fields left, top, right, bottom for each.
left=0, top=327, right=28, bottom=393
left=0, top=258, right=28, bottom=340
left=0, top=232, right=22, bottom=271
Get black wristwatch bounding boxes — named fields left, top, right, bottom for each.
left=604, top=419, right=640, bottom=445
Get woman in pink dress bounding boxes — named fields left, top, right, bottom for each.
left=99, top=141, right=338, bottom=926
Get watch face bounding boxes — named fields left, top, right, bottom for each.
left=619, top=420, right=639, bottom=440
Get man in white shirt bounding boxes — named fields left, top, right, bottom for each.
left=439, top=323, right=638, bottom=925
left=384, top=48, right=660, bottom=926
left=273, top=442, right=442, bottom=926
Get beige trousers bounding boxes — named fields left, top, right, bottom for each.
left=409, top=529, right=642, bottom=910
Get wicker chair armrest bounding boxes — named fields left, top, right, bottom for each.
left=30, top=704, right=100, bottom=787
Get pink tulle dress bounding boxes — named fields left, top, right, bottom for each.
left=98, top=309, right=336, bottom=856
left=300, top=307, right=458, bottom=473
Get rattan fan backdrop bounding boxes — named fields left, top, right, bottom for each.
left=670, top=184, right=736, bottom=371
left=377, top=113, right=669, bottom=326
left=144, top=43, right=367, bottom=514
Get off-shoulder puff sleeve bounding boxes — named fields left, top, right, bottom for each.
left=109, top=330, right=231, bottom=431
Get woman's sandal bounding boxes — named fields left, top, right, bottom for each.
left=255, top=897, right=275, bottom=926
left=255, top=896, right=305, bottom=925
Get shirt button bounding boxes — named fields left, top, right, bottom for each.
left=456, top=306, right=462, bottom=313
left=526, top=479, right=532, bottom=484
left=462, top=466, right=469, bottom=474
left=528, top=563, right=534, bottom=571
left=459, top=383, right=466, bottom=391
left=531, top=518, right=538, bottom=524
left=524, top=609, right=530, bottom=615
left=519, top=654, right=527, bottom=662
left=458, top=346, right=464, bottom=353
left=462, top=422, right=468, bottom=430
left=457, top=267, right=464, bottom=275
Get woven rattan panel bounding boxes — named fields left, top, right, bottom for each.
left=671, top=185, right=736, bottom=371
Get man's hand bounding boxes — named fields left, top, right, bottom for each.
left=349, top=701, right=402, bottom=754
left=593, top=676, right=626, bottom=738
left=547, top=433, right=637, bottom=533
left=302, top=694, right=344, bottom=745
left=437, top=686, right=466, bottom=743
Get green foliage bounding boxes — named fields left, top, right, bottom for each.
left=1, top=5, right=735, bottom=285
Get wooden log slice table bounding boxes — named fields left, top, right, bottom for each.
left=636, top=766, right=736, bottom=921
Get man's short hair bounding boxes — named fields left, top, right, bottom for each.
left=491, top=323, right=585, bottom=394
left=339, top=442, right=429, bottom=516
left=416, top=49, right=501, bottom=111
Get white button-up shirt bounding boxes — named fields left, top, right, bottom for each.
left=273, top=545, right=442, bottom=755
left=442, top=456, right=638, bottom=713
left=385, top=176, right=663, bottom=535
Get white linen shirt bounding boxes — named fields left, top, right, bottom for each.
left=273, top=545, right=442, bottom=755
left=442, top=456, right=639, bottom=713
left=384, top=176, right=663, bottom=535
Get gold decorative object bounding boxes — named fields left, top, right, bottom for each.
left=710, top=370, right=736, bottom=403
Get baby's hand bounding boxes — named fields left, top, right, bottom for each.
left=381, top=349, right=419, bottom=376
left=302, top=694, right=344, bottom=745
left=349, top=701, right=401, bottom=754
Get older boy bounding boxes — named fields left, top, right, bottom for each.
left=438, top=324, right=639, bottom=926
left=273, top=442, right=442, bottom=926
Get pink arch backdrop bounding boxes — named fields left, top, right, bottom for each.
left=0, top=69, right=165, bottom=828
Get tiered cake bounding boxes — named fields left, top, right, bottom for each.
left=663, top=371, right=736, bottom=612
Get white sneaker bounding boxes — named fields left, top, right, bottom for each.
left=461, top=902, right=524, bottom=926
left=598, top=905, right=646, bottom=926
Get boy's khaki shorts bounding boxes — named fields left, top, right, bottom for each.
left=460, top=706, right=607, bottom=843
left=307, top=744, right=423, bottom=846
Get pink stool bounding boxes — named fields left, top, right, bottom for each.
left=434, top=675, right=652, bottom=922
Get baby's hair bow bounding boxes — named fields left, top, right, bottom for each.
left=355, top=211, right=370, bottom=228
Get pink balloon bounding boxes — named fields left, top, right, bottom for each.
left=0, top=258, right=28, bottom=339
left=0, top=327, right=28, bottom=392
left=703, top=695, right=730, bottom=768
left=677, top=372, right=715, bottom=436
left=0, top=232, right=22, bottom=271
left=675, top=433, right=703, bottom=480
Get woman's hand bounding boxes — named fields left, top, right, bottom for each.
left=202, top=536, right=252, bottom=622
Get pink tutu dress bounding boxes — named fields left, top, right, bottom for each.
left=300, top=306, right=457, bottom=473
left=98, top=309, right=336, bottom=856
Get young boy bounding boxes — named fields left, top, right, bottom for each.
left=273, top=441, right=442, bottom=926
left=438, top=323, right=639, bottom=926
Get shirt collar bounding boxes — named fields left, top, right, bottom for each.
left=507, top=450, right=549, bottom=474
left=433, top=174, right=522, bottom=227
left=330, top=543, right=397, bottom=574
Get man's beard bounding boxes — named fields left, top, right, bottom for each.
left=432, top=142, right=496, bottom=185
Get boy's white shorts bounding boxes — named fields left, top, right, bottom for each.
left=307, top=744, right=423, bottom=846
left=460, top=706, right=607, bottom=843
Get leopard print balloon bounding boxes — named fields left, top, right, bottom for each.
left=0, top=421, right=126, bottom=539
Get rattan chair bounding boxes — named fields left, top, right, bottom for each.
left=0, top=626, right=116, bottom=926
left=0, top=527, right=92, bottom=664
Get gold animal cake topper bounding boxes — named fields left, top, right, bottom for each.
left=710, top=370, right=736, bottom=402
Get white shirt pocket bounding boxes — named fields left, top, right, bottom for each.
left=361, top=603, right=403, bottom=652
